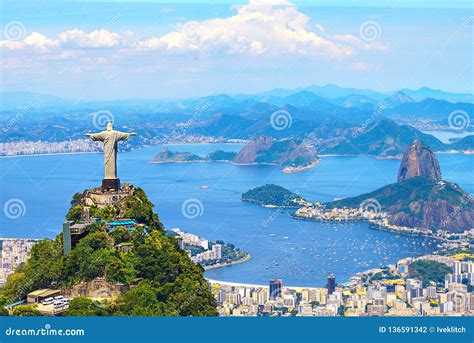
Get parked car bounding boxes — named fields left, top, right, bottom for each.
left=42, top=297, right=54, bottom=305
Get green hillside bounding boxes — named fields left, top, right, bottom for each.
left=0, top=187, right=217, bottom=316
left=327, top=177, right=474, bottom=232
left=242, top=184, right=305, bottom=207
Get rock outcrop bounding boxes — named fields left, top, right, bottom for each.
left=233, top=136, right=319, bottom=168
left=233, top=136, right=274, bottom=165
left=327, top=141, right=474, bottom=232
left=398, top=140, right=442, bottom=182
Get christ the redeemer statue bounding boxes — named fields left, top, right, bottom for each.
left=85, top=122, right=136, bottom=191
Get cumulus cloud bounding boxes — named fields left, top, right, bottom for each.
left=0, top=29, right=127, bottom=52
left=0, top=0, right=389, bottom=60
left=140, top=0, right=357, bottom=58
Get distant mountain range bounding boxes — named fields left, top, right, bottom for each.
left=320, top=119, right=447, bottom=158
left=1, top=85, right=473, bottom=159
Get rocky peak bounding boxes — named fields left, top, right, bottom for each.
left=397, top=140, right=442, bottom=182
left=233, top=136, right=274, bottom=164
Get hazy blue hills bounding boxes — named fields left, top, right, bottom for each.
left=322, top=119, right=447, bottom=158
left=399, top=87, right=474, bottom=103
left=383, top=98, right=474, bottom=120
left=450, top=135, right=474, bottom=151
left=330, top=94, right=376, bottom=110
left=1, top=85, right=472, bottom=158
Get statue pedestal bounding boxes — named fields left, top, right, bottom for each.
left=102, top=178, right=120, bottom=192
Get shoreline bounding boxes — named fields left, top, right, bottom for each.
left=282, top=160, right=319, bottom=173
left=291, top=213, right=457, bottom=242
left=0, top=151, right=101, bottom=159
left=150, top=159, right=233, bottom=164
left=2, top=149, right=472, bottom=160
left=242, top=198, right=300, bottom=209
left=203, top=254, right=252, bottom=270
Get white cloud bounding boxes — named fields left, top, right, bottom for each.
left=144, top=0, right=358, bottom=58
left=0, top=1, right=389, bottom=60
left=0, top=32, right=58, bottom=51
left=0, top=29, right=126, bottom=52
left=58, top=29, right=121, bottom=48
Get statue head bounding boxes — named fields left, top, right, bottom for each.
left=107, top=122, right=113, bottom=131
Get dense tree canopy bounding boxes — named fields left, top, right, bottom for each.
left=410, top=260, right=452, bottom=286
left=0, top=186, right=217, bottom=316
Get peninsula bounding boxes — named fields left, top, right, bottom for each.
left=150, top=137, right=320, bottom=173
left=242, top=184, right=307, bottom=208
left=294, top=140, right=474, bottom=235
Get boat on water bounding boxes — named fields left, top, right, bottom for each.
left=199, top=185, right=209, bottom=189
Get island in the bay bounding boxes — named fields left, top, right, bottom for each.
left=151, top=148, right=237, bottom=163
left=150, top=136, right=320, bottom=173
left=242, top=184, right=307, bottom=208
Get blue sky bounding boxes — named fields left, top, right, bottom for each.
left=0, top=0, right=472, bottom=100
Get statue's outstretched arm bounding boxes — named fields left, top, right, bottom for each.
left=116, top=132, right=137, bottom=140
left=85, top=132, right=105, bottom=141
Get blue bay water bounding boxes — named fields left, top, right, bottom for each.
left=0, top=144, right=473, bottom=287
